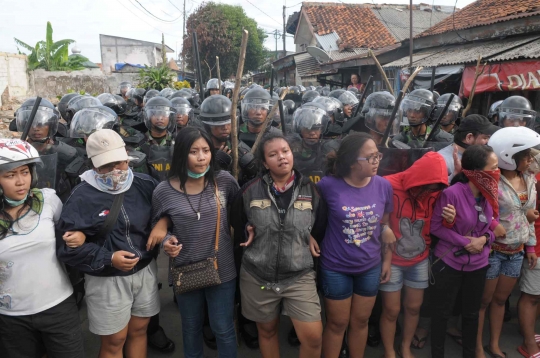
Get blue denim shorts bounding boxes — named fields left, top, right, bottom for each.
left=379, top=258, right=429, bottom=292
left=320, top=263, right=382, bottom=300
left=486, top=250, right=524, bottom=279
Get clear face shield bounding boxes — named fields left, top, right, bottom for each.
left=171, top=106, right=192, bottom=127
left=434, top=104, right=461, bottom=126
left=293, top=107, right=329, bottom=144
left=67, top=96, right=102, bottom=113
left=144, top=106, right=176, bottom=132
left=118, top=83, right=132, bottom=97
left=16, top=106, right=60, bottom=142
left=69, top=108, right=119, bottom=138
left=399, top=98, right=432, bottom=126
left=499, top=108, right=536, bottom=128
left=365, top=108, right=398, bottom=136
left=241, top=99, right=270, bottom=125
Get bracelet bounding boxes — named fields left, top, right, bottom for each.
left=111, top=253, right=115, bottom=267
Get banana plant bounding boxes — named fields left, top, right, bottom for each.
left=137, top=65, right=177, bottom=90
left=14, top=22, right=87, bottom=71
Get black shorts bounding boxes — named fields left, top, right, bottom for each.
left=0, top=294, right=84, bottom=358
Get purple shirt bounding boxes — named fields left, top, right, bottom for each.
left=317, top=175, right=393, bottom=274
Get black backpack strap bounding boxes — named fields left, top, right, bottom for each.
left=97, top=192, right=125, bottom=239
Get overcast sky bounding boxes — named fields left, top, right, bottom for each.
left=0, top=0, right=476, bottom=64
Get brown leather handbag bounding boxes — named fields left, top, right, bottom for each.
left=171, top=182, right=222, bottom=295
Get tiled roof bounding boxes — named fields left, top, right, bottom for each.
left=302, top=2, right=396, bottom=50
left=417, top=0, right=540, bottom=38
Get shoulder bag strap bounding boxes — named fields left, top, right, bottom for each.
left=213, top=180, right=221, bottom=269
left=97, top=192, right=125, bottom=239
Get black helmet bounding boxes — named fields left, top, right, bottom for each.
left=312, top=96, right=344, bottom=123
left=488, top=100, right=503, bottom=121
left=293, top=105, right=330, bottom=142
left=433, top=93, right=463, bottom=126
left=97, top=93, right=127, bottom=116
left=199, top=95, right=232, bottom=126
left=66, top=95, right=102, bottom=124
left=170, top=90, right=190, bottom=100
left=348, top=87, right=359, bottom=95
left=338, top=91, right=359, bottom=118
left=143, top=89, right=160, bottom=105
left=170, top=97, right=192, bottom=128
left=498, top=96, right=536, bottom=128
left=398, top=89, right=435, bottom=126
left=362, top=91, right=398, bottom=136
left=302, top=90, right=320, bottom=104
left=117, top=81, right=132, bottom=97
left=144, top=97, right=176, bottom=132
left=126, top=88, right=146, bottom=105
left=159, top=88, right=175, bottom=99
left=319, top=87, right=331, bottom=96
left=283, top=99, right=296, bottom=115
left=241, top=87, right=271, bottom=126
left=58, top=93, right=80, bottom=121
left=16, top=97, right=60, bottom=142
left=432, top=91, right=440, bottom=102
left=69, top=106, right=119, bottom=138
left=288, top=86, right=301, bottom=96
left=329, top=89, right=346, bottom=100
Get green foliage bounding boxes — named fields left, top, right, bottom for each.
left=183, top=2, right=267, bottom=80
left=14, top=22, right=88, bottom=71
left=137, top=66, right=177, bottom=90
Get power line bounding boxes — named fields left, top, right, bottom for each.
left=285, top=1, right=303, bottom=8
left=132, top=0, right=183, bottom=22
left=245, top=0, right=282, bottom=26
left=452, top=0, right=467, bottom=41
left=371, top=0, right=401, bottom=41
left=167, top=0, right=182, bottom=12
left=116, top=0, right=183, bottom=38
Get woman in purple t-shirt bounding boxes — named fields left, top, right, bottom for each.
left=318, top=132, right=394, bottom=358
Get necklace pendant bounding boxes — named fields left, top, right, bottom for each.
left=197, top=212, right=200, bottom=221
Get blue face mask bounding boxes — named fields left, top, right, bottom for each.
left=4, top=194, right=28, bottom=207
left=188, top=166, right=210, bottom=179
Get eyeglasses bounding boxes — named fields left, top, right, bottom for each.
left=475, top=204, right=487, bottom=223
left=357, top=153, right=383, bottom=164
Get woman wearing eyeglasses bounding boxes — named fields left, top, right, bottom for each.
left=318, top=132, right=394, bottom=358
left=476, top=127, right=540, bottom=358
left=429, top=145, right=499, bottom=358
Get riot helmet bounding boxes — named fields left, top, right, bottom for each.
left=144, top=97, right=176, bottom=133
left=199, top=95, right=232, bottom=126
left=57, top=93, right=80, bottom=121
left=398, top=89, right=435, bottom=126
left=97, top=93, right=127, bottom=116
left=302, top=90, right=320, bottom=105
left=143, top=89, right=160, bottom=105
left=362, top=91, right=398, bottom=136
left=222, top=81, right=234, bottom=98
left=498, top=96, right=536, bottom=128
left=312, top=96, right=344, bottom=124
left=348, top=87, right=359, bottom=96
left=126, top=88, right=146, bottom=104
left=329, top=89, right=346, bottom=100
left=432, top=91, right=440, bottom=102
left=117, top=81, right=132, bottom=97
left=293, top=105, right=330, bottom=144
left=488, top=100, right=503, bottom=122
left=433, top=94, right=463, bottom=126
left=338, top=91, right=359, bottom=118
left=298, top=85, right=306, bottom=93
left=159, top=88, right=175, bottom=99
left=241, top=87, right=271, bottom=126
left=66, top=95, right=102, bottom=124
left=16, top=97, right=60, bottom=142
left=206, top=78, right=221, bottom=96
left=283, top=99, right=296, bottom=115
left=320, top=87, right=331, bottom=96
left=69, top=106, right=119, bottom=138
left=170, top=97, right=192, bottom=128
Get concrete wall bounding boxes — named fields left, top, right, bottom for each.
left=100, top=34, right=160, bottom=74
left=0, top=53, right=29, bottom=106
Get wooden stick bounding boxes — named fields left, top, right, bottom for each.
left=369, top=49, right=394, bottom=96
left=462, top=55, right=486, bottom=117
left=230, top=30, right=249, bottom=180
left=216, top=56, right=221, bottom=90
left=250, top=89, right=288, bottom=155
left=402, top=66, right=423, bottom=94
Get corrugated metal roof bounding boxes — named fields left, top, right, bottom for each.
left=488, top=37, right=540, bottom=61
left=372, top=8, right=451, bottom=42
left=315, top=32, right=341, bottom=52
left=328, top=48, right=370, bottom=61
left=383, top=34, right=540, bottom=68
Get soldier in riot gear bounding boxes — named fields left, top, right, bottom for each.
left=206, top=78, right=221, bottom=97
left=143, top=89, right=160, bottom=105
left=498, top=95, right=536, bottom=128
left=329, top=89, right=346, bottom=100
left=433, top=93, right=463, bottom=134
left=117, top=81, right=132, bottom=100
left=97, top=93, right=127, bottom=117
left=170, top=97, right=194, bottom=132
left=487, top=100, right=503, bottom=125
left=159, top=87, right=175, bottom=99
left=312, top=96, right=344, bottom=138
left=302, top=90, right=320, bottom=105
left=338, top=91, right=360, bottom=119
left=64, top=95, right=102, bottom=126
left=282, top=99, right=297, bottom=134
left=57, top=93, right=80, bottom=122
left=284, top=86, right=302, bottom=108
left=361, top=91, right=399, bottom=145
left=392, top=89, right=453, bottom=150
left=239, top=87, right=281, bottom=148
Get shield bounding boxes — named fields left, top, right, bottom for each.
left=36, top=152, right=58, bottom=189
left=377, top=147, right=432, bottom=176
left=147, top=145, right=172, bottom=181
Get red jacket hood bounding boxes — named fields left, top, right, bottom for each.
left=385, top=151, right=449, bottom=192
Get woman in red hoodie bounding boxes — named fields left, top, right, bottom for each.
left=379, top=152, right=450, bottom=358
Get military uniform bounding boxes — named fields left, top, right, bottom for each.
left=135, top=132, right=174, bottom=181
left=290, top=136, right=340, bottom=184
left=238, top=122, right=281, bottom=149
left=392, top=125, right=453, bottom=151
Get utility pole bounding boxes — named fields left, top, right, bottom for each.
left=283, top=5, right=287, bottom=58
left=182, top=0, right=186, bottom=80
left=162, top=33, right=166, bottom=66
left=409, top=0, right=413, bottom=69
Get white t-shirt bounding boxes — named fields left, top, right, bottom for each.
left=0, top=188, right=73, bottom=316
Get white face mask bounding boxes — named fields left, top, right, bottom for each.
left=94, top=168, right=131, bottom=191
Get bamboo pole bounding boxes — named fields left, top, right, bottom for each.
left=230, top=30, right=249, bottom=180
left=216, top=56, right=221, bottom=90
left=462, top=55, right=486, bottom=117
left=369, top=49, right=394, bottom=96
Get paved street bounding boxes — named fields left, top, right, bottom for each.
left=78, top=253, right=536, bottom=357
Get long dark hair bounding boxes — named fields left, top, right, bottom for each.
left=256, top=132, right=292, bottom=174
left=326, top=132, right=373, bottom=177
left=169, top=126, right=218, bottom=191
left=0, top=164, right=40, bottom=240
left=451, top=145, right=494, bottom=185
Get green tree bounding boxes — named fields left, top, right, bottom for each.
left=182, top=2, right=267, bottom=80
left=137, top=66, right=177, bottom=90
left=14, top=22, right=88, bottom=71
